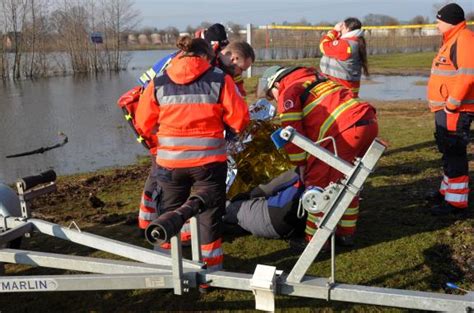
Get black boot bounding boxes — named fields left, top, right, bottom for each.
left=430, top=201, right=457, bottom=216
left=289, top=236, right=329, bottom=254
left=336, top=235, right=355, bottom=247
left=425, top=191, right=444, bottom=204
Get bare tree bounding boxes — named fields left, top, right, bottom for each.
left=51, top=0, right=92, bottom=73
left=409, top=15, right=429, bottom=25
left=363, top=13, right=400, bottom=26
left=466, top=11, right=474, bottom=21
left=0, top=4, right=8, bottom=79
left=99, top=0, right=139, bottom=71
left=21, top=0, right=51, bottom=77
left=185, top=25, right=195, bottom=37
left=1, top=0, right=28, bottom=79
left=297, top=18, right=311, bottom=26
left=227, top=22, right=242, bottom=40
left=165, top=26, right=179, bottom=44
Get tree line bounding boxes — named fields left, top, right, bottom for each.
left=280, top=12, right=474, bottom=27
left=0, top=0, right=138, bottom=80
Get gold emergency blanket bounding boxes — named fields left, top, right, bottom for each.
left=227, top=121, right=292, bottom=197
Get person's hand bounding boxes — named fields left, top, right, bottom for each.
left=334, top=22, right=344, bottom=32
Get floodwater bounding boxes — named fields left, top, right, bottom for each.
left=360, top=75, right=427, bottom=101
left=0, top=50, right=428, bottom=183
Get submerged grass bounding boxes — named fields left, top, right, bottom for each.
left=0, top=98, right=473, bottom=311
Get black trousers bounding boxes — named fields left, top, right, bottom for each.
left=156, top=161, right=227, bottom=245
left=434, top=110, right=471, bottom=178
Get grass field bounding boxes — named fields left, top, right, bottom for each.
left=255, top=51, right=436, bottom=76
left=0, top=62, right=473, bottom=312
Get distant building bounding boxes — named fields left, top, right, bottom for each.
left=128, top=34, right=138, bottom=45
left=150, top=33, right=162, bottom=45
left=2, top=35, right=12, bottom=49
left=420, top=27, right=438, bottom=36
left=2, top=32, right=21, bottom=49
left=138, top=34, right=150, bottom=45
left=367, top=29, right=391, bottom=37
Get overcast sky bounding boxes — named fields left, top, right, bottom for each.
left=135, top=0, right=474, bottom=30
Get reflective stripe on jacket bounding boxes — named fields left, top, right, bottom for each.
left=134, top=56, right=250, bottom=169
left=319, top=30, right=362, bottom=94
left=428, top=22, right=474, bottom=112
left=276, top=67, right=374, bottom=167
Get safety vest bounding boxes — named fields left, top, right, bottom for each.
left=320, top=39, right=361, bottom=83
left=428, top=22, right=474, bottom=112
left=153, top=67, right=228, bottom=168
left=277, top=68, right=374, bottom=164
left=304, top=79, right=366, bottom=140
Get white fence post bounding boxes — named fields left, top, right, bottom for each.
left=246, top=23, right=252, bottom=78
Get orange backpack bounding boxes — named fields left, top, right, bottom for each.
left=117, top=86, right=156, bottom=151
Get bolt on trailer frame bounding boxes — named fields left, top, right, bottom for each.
left=0, top=126, right=473, bottom=312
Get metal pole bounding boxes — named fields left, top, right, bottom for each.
left=246, top=23, right=252, bottom=78
left=28, top=218, right=202, bottom=269
left=190, top=216, right=201, bottom=262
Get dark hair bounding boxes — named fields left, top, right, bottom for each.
left=204, top=23, right=229, bottom=47
left=176, top=36, right=215, bottom=60
left=344, top=17, right=369, bottom=77
left=343, top=17, right=362, bottom=31
left=226, top=41, right=255, bottom=62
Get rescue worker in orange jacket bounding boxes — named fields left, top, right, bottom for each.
left=258, top=66, right=378, bottom=246
left=135, top=36, right=250, bottom=270
left=427, top=3, right=474, bottom=215
left=135, top=33, right=254, bottom=231
left=319, top=18, right=369, bottom=97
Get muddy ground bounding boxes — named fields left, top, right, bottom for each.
left=26, top=99, right=474, bottom=290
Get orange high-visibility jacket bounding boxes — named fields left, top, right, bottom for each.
left=135, top=56, right=250, bottom=168
left=319, top=30, right=362, bottom=96
left=428, top=21, right=474, bottom=112
left=276, top=68, right=375, bottom=183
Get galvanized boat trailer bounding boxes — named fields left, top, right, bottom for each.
left=0, top=126, right=472, bottom=312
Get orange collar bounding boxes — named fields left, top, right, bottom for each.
left=443, top=21, right=467, bottom=42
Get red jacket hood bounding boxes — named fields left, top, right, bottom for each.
left=279, top=67, right=318, bottom=91
left=166, top=56, right=211, bottom=84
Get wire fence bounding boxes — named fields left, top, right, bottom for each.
left=248, top=22, right=474, bottom=60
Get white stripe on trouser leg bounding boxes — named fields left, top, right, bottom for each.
left=202, top=247, right=224, bottom=271
left=444, top=192, right=468, bottom=207
left=449, top=182, right=469, bottom=190
left=139, top=211, right=158, bottom=221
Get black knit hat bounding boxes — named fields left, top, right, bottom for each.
left=437, top=3, right=465, bottom=25
left=204, top=23, right=228, bottom=45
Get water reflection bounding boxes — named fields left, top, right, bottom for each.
left=0, top=50, right=173, bottom=183
left=360, top=76, right=428, bottom=101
